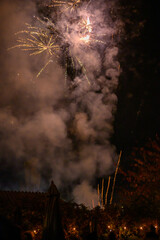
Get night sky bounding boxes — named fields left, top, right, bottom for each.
left=113, top=0, right=160, bottom=151
left=0, top=0, right=159, bottom=204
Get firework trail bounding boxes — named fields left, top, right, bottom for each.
left=49, top=0, right=81, bottom=12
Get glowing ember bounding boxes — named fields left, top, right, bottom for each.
left=33, top=229, right=38, bottom=234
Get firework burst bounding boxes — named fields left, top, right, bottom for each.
left=49, top=0, right=81, bottom=12
left=78, top=17, right=105, bottom=45
left=9, top=24, right=60, bottom=57
left=9, top=23, right=61, bottom=77
left=79, top=17, right=92, bottom=35
left=10, top=0, right=106, bottom=83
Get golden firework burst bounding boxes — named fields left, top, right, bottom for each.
left=9, top=23, right=61, bottom=77
left=9, top=24, right=60, bottom=57
left=49, top=0, right=81, bottom=12
left=79, top=17, right=92, bottom=35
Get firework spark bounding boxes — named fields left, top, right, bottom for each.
left=76, top=56, right=90, bottom=84
left=64, top=48, right=90, bottom=85
left=9, top=24, right=60, bottom=57
left=9, top=23, right=61, bottom=77
left=79, top=17, right=92, bottom=35
left=9, top=7, right=105, bottom=82
left=49, top=0, right=81, bottom=12
left=78, top=17, right=105, bottom=45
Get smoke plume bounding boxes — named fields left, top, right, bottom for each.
left=0, top=0, right=121, bottom=207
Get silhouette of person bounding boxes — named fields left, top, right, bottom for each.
left=144, top=225, right=159, bottom=240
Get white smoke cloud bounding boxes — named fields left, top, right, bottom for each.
left=0, top=0, right=121, bottom=207
left=73, top=181, right=98, bottom=208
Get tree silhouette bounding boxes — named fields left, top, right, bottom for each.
left=120, top=136, right=160, bottom=219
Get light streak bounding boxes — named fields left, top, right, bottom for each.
left=97, top=184, right=100, bottom=207
left=9, top=24, right=61, bottom=77
left=9, top=24, right=60, bottom=57
left=36, top=59, right=53, bottom=78
left=79, top=17, right=105, bottom=45
left=49, top=0, right=81, bottom=12
left=76, top=56, right=90, bottom=84
left=101, top=178, right=104, bottom=207
left=110, top=151, right=122, bottom=204
left=105, top=176, right=111, bottom=205
left=79, top=17, right=92, bottom=35
left=80, top=34, right=90, bottom=43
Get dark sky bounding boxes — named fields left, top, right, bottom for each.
left=113, top=0, right=160, bottom=152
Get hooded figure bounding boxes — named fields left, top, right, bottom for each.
left=42, top=181, right=65, bottom=240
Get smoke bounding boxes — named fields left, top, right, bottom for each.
left=0, top=0, right=121, bottom=207
left=73, top=181, right=98, bottom=207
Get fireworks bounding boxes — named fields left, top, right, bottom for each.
left=105, top=176, right=111, bottom=205
left=49, top=0, right=81, bottom=12
left=110, top=151, right=122, bottom=205
left=75, top=56, right=90, bottom=84
left=10, top=0, right=106, bottom=81
left=97, top=150, right=122, bottom=209
left=79, top=17, right=92, bottom=44
left=78, top=17, right=105, bottom=45
left=97, top=177, right=111, bottom=208
left=10, top=24, right=60, bottom=57
left=79, top=17, right=92, bottom=35
left=9, top=23, right=61, bottom=77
